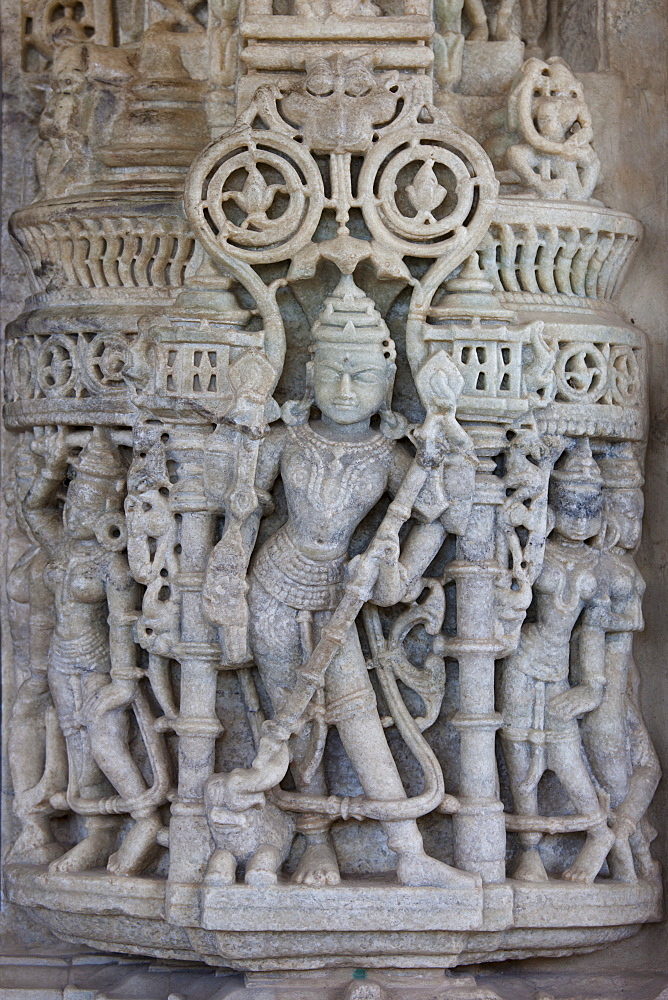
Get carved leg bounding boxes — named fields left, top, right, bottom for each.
left=494, top=0, right=518, bottom=39
left=551, top=740, right=614, bottom=883
left=291, top=753, right=340, bottom=887
left=464, top=0, right=489, bottom=39
left=205, top=848, right=237, bottom=886
left=608, top=833, right=637, bottom=882
left=49, top=815, right=119, bottom=874
left=8, top=674, right=65, bottom=864
left=501, top=738, right=548, bottom=881
left=107, top=813, right=163, bottom=876
left=631, top=820, right=660, bottom=880
left=245, top=844, right=282, bottom=885
left=328, top=627, right=477, bottom=889
left=82, top=676, right=161, bottom=875
left=250, top=586, right=339, bottom=887
left=336, top=713, right=477, bottom=889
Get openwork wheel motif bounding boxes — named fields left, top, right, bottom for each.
left=555, top=343, right=608, bottom=403
left=609, top=345, right=641, bottom=406
left=9, top=340, right=36, bottom=400
left=359, top=124, right=496, bottom=259
left=82, top=334, right=131, bottom=395
left=37, top=334, right=78, bottom=398
left=185, top=129, right=323, bottom=265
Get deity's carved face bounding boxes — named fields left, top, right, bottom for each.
left=64, top=475, right=122, bottom=540
left=551, top=486, right=603, bottom=543
left=605, top=488, right=644, bottom=551
left=313, top=344, right=390, bottom=426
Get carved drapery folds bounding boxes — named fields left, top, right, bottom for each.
left=3, top=0, right=661, bottom=974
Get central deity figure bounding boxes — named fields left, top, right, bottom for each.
left=213, top=277, right=476, bottom=888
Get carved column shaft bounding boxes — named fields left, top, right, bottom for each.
left=449, top=460, right=506, bottom=883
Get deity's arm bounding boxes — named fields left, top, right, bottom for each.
left=22, top=464, right=66, bottom=558
left=550, top=605, right=607, bottom=722
left=244, top=422, right=286, bottom=549
left=372, top=440, right=470, bottom=606
left=27, top=550, right=55, bottom=672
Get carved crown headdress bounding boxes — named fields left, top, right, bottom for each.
left=550, top=438, right=602, bottom=492
left=74, top=427, right=126, bottom=486
left=597, top=443, right=644, bottom=490
left=310, top=275, right=396, bottom=362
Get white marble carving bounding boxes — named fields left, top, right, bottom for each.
left=1, top=0, right=662, bottom=981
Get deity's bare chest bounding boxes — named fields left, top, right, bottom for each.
left=281, top=426, right=393, bottom=530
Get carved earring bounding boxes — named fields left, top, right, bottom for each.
left=545, top=506, right=556, bottom=536
left=379, top=362, right=407, bottom=440
left=594, top=511, right=622, bottom=552
left=281, top=360, right=315, bottom=426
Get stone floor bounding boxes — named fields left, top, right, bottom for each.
left=0, top=950, right=666, bottom=1000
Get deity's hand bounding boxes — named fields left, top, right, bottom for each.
left=31, top=426, right=71, bottom=477
left=374, top=530, right=401, bottom=567
left=206, top=770, right=266, bottom=814
left=87, top=677, right=138, bottom=720
left=548, top=683, right=603, bottom=722
left=370, top=530, right=411, bottom=607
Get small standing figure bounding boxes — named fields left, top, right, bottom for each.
left=435, top=0, right=519, bottom=41
left=503, top=57, right=599, bottom=200
left=34, top=45, right=90, bottom=200
left=206, top=276, right=477, bottom=888
left=23, top=427, right=166, bottom=875
left=7, top=436, right=67, bottom=865
left=500, top=439, right=614, bottom=883
left=582, top=445, right=661, bottom=881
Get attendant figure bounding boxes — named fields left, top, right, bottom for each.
left=581, top=445, right=661, bottom=881
left=23, top=427, right=164, bottom=875
left=500, top=439, right=614, bottom=883
left=7, top=436, right=66, bottom=865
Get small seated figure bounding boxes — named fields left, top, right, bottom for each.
left=502, top=57, right=599, bottom=200
left=205, top=773, right=295, bottom=886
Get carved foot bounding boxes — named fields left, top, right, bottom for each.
left=396, top=851, right=480, bottom=889
left=562, top=826, right=615, bottom=883
left=49, top=826, right=117, bottom=874
left=245, top=844, right=281, bottom=886
left=205, top=848, right=237, bottom=886
left=7, top=821, right=64, bottom=866
left=292, top=842, right=341, bottom=886
left=107, top=814, right=162, bottom=876
left=513, top=848, right=548, bottom=882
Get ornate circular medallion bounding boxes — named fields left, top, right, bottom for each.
left=359, top=124, right=497, bottom=258
left=185, top=129, right=323, bottom=265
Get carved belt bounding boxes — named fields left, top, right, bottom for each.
left=49, top=630, right=110, bottom=675
left=252, top=528, right=345, bottom=611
